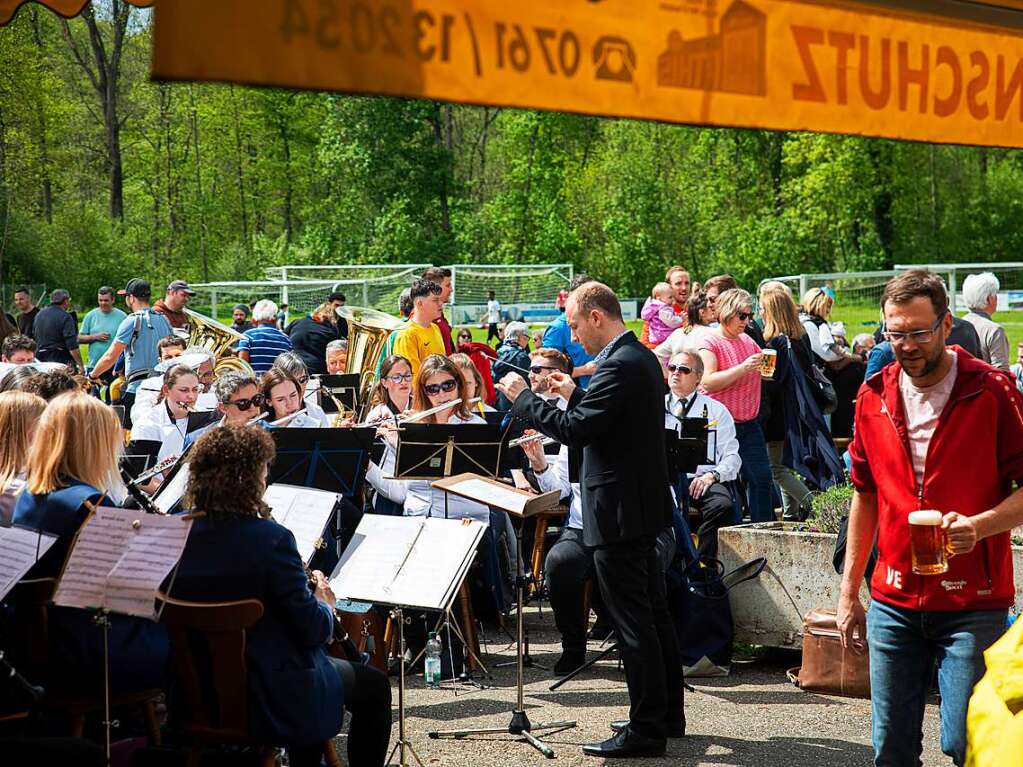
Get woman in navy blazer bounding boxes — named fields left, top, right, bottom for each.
left=168, top=424, right=391, bottom=767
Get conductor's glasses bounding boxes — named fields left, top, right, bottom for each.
left=423, top=378, right=458, bottom=396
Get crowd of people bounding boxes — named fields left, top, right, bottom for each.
left=1, top=263, right=1021, bottom=764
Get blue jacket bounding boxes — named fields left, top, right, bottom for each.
left=12, top=483, right=169, bottom=695
left=492, top=340, right=533, bottom=411
left=542, top=314, right=594, bottom=388
left=167, top=514, right=342, bottom=747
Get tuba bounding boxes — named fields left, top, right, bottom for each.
left=336, top=306, right=402, bottom=419
left=184, top=309, right=255, bottom=378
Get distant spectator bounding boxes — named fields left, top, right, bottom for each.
left=152, top=279, right=195, bottom=329
left=157, top=335, right=187, bottom=362
left=327, top=291, right=346, bottom=310
left=822, top=279, right=837, bottom=302
left=325, top=339, right=348, bottom=374
left=542, top=273, right=598, bottom=388
left=373, top=288, right=414, bottom=380
left=391, top=279, right=445, bottom=382
left=1012, top=341, right=1023, bottom=394
left=286, top=300, right=346, bottom=376
left=493, top=321, right=532, bottom=411
left=33, top=289, right=84, bottom=373
left=79, top=286, right=126, bottom=380
left=641, top=266, right=690, bottom=347
left=455, top=327, right=497, bottom=406
left=485, top=290, right=502, bottom=344
left=423, top=267, right=454, bottom=354
left=276, top=302, right=289, bottom=330
left=851, top=333, right=875, bottom=357
left=555, top=287, right=569, bottom=313
left=705, top=274, right=766, bottom=346
left=238, top=299, right=293, bottom=375
left=961, top=272, right=1011, bottom=370
left=641, top=282, right=685, bottom=347
left=230, top=304, right=254, bottom=334
left=13, top=287, right=40, bottom=339
left=1, top=334, right=35, bottom=364
left=655, top=292, right=718, bottom=371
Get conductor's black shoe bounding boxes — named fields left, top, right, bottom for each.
left=582, top=727, right=666, bottom=758
left=553, top=650, right=586, bottom=676
left=611, top=719, right=686, bottom=738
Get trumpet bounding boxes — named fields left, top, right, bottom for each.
left=508, top=432, right=557, bottom=448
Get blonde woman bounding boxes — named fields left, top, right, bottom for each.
left=449, top=352, right=492, bottom=415
left=13, top=392, right=168, bottom=696
left=0, top=391, right=47, bottom=524
left=800, top=287, right=861, bottom=368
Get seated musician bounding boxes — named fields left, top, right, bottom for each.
left=131, top=349, right=217, bottom=425
left=271, top=351, right=331, bottom=427
left=364, top=355, right=412, bottom=425
left=325, top=339, right=348, bottom=375
left=21, top=368, right=77, bottom=400
left=12, top=392, right=168, bottom=695
left=260, top=368, right=323, bottom=428
left=168, top=425, right=392, bottom=767
left=664, top=350, right=741, bottom=559
left=1, top=333, right=36, bottom=364
left=0, top=391, right=46, bottom=524
left=180, top=371, right=265, bottom=450
left=130, top=363, right=200, bottom=463
left=450, top=352, right=495, bottom=416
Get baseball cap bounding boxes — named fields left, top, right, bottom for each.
left=118, top=278, right=151, bottom=298
left=168, top=279, right=196, bottom=296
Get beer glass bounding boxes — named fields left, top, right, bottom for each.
left=760, top=349, right=778, bottom=379
left=908, top=510, right=948, bottom=575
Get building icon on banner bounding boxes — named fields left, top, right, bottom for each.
left=656, top=0, right=767, bottom=96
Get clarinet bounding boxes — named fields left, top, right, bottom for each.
left=119, top=466, right=162, bottom=515
left=306, top=569, right=366, bottom=664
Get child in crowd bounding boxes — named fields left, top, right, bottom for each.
left=641, top=282, right=685, bottom=345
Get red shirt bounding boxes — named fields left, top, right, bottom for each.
left=434, top=315, right=454, bottom=355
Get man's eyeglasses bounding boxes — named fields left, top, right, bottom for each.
left=384, top=373, right=413, bottom=384
left=882, top=313, right=946, bottom=346
left=423, top=378, right=458, bottom=396
left=228, top=394, right=265, bottom=411
left=736, top=312, right=752, bottom=322
left=667, top=364, right=693, bottom=375
left=530, top=365, right=559, bottom=375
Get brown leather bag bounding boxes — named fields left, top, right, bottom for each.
left=787, top=607, right=870, bottom=699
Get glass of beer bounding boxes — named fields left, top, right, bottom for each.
left=760, top=349, right=778, bottom=379
left=909, top=510, right=948, bottom=575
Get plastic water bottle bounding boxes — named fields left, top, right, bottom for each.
left=424, top=632, right=442, bottom=686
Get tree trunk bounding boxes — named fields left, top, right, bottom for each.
left=518, top=122, right=539, bottom=259
left=429, top=103, right=452, bottom=235
left=29, top=8, right=54, bottom=223
left=868, top=142, right=895, bottom=267
left=188, top=84, right=209, bottom=281
left=229, top=85, right=252, bottom=255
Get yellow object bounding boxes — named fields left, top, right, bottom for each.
left=965, top=617, right=1023, bottom=767
left=391, top=322, right=446, bottom=383
left=153, top=0, right=1023, bottom=148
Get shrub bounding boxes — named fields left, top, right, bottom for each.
left=807, top=483, right=854, bottom=535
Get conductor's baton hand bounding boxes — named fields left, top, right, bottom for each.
left=545, top=371, right=576, bottom=401
left=496, top=372, right=528, bottom=403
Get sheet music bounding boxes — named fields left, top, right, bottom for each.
left=53, top=507, right=193, bottom=619
left=331, top=515, right=484, bottom=610
left=153, top=462, right=190, bottom=514
left=0, top=526, right=57, bottom=601
left=447, top=477, right=529, bottom=514
left=263, top=484, right=338, bottom=564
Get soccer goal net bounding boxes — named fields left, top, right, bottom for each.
left=448, top=263, right=574, bottom=325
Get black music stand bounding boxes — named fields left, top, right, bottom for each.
left=394, top=423, right=505, bottom=482
left=123, top=439, right=161, bottom=477
left=269, top=427, right=375, bottom=500
left=185, top=410, right=220, bottom=435
left=316, top=373, right=360, bottom=414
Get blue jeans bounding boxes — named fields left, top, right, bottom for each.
left=867, top=598, right=1007, bottom=766
left=734, top=419, right=774, bottom=522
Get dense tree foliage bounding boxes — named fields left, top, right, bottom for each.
left=2, top=3, right=1021, bottom=305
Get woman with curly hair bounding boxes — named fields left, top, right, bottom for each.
left=169, top=425, right=392, bottom=766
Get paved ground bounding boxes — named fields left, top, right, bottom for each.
left=349, top=603, right=949, bottom=766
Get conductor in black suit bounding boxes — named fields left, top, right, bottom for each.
left=497, top=282, right=684, bottom=759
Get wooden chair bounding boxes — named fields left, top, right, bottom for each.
left=156, top=593, right=342, bottom=767
left=9, top=577, right=162, bottom=742
left=529, top=505, right=567, bottom=599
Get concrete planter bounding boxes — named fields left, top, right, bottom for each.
left=718, top=522, right=1023, bottom=649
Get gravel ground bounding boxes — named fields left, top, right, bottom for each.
left=338, top=604, right=949, bottom=766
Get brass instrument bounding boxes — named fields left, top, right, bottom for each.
left=336, top=306, right=403, bottom=420
left=184, top=309, right=254, bottom=378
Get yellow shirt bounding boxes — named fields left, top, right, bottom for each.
left=392, top=321, right=445, bottom=382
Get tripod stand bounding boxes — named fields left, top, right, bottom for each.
left=428, top=522, right=575, bottom=757
left=387, top=607, right=425, bottom=767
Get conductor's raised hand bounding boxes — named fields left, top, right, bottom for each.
left=496, top=372, right=528, bottom=403
left=545, top=371, right=576, bottom=401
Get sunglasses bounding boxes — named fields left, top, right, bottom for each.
left=228, top=393, right=265, bottom=411
left=457, top=335, right=472, bottom=342
left=667, top=364, right=693, bottom=375
left=385, top=373, right=413, bottom=384
left=423, top=378, right=458, bottom=396
left=296, top=375, right=309, bottom=385
left=530, top=365, right=559, bottom=374
left=736, top=312, right=752, bottom=321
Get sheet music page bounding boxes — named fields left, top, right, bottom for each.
left=447, top=477, right=528, bottom=514
left=105, top=514, right=193, bottom=618
left=153, top=462, right=190, bottom=514
left=53, top=508, right=136, bottom=611
left=387, top=518, right=485, bottom=610
left=263, top=484, right=338, bottom=564
left=330, top=516, right=423, bottom=604
left=0, top=526, right=57, bottom=601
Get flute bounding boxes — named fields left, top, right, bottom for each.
left=269, top=408, right=308, bottom=427
left=508, top=433, right=557, bottom=448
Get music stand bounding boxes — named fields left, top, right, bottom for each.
left=316, top=373, right=360, bottom=414
left=269, top=427, right=375, bottom=499
left=393, top=423, right=505, bottom=482
left=124, top=440, right=161, bottom=476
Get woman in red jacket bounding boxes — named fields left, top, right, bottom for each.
left=455, top=328, right=497, bottom=406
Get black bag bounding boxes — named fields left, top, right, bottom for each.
left=808, top=363, right=838, bottom=415
left=668, top=556, right=766, bottom=676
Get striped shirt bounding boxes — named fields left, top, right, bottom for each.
left=238, top=325, right=293, bottom=374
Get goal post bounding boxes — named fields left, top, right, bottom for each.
left=446, top=263, right=574, bottom=326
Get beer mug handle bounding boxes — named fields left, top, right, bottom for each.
left=943, top=530, right=957, bottom=559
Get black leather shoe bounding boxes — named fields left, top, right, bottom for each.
left=582, top=727, right=666, bottom=758
left=611, top=719, right=685, bottom=738
left=553, top=650, right=586, bottom=676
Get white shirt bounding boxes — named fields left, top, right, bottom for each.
left=366, top=411, right=493, bottom=524
left=801, top=317, right=843, bottom=363
left=486, top=300, right=501, bottom=324
left=654, top=324, right=716, bottom=368
left=899, top=351, right=958, bottom=489
left=131, top=401, right=190, bottom=463
left=528, top=396, right=579, bottom=528
left=663, top=391, right=741, bottom=481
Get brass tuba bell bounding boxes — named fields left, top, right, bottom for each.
left=336, top=306, right=403, bottom=418
left=184, top=309, right=255, bottom=378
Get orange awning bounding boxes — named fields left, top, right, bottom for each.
left=0, top=0, right=151, bottom=27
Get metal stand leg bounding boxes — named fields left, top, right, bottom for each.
left=386, top=607, right=425, bottom=767
left=428, top=525, right=576, bottom=758
left=94, top=611, right=117, bottom=767
left=547, top=642, right=621, bottom=691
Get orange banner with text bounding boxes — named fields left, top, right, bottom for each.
left=152, top=0, right=1023, bottom=148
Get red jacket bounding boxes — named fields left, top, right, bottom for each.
left=458, top=341, right=498, bottom=406
left=849, top=347, right=1023, bottom=612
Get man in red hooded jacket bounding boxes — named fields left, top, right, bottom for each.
left=838, top=270, right=1023, bottom=767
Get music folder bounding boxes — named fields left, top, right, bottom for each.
left=394, top=423, right=505, bottom=480
left=262, top=484, right=338, bottom=565
left=432, top=473, right=561, bottom=519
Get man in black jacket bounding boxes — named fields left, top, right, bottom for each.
left=497, top=282, right=683, bottom=759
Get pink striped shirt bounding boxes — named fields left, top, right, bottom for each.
left=699, top=332, right=762, bottom=422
